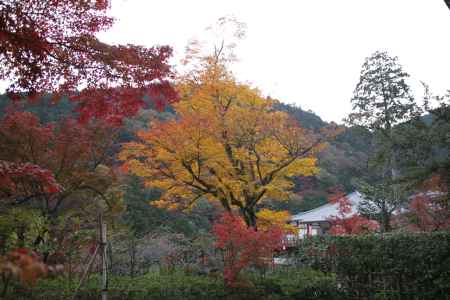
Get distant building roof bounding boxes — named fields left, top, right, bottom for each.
left=291, top=191, right=365, bottom=223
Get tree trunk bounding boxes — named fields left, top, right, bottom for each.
left=100, top=221, right=107, bottom=300
left=129, top=237, right=136, bottom=277
left=381, top=209, right=392, bottom=232
left=17, top=225, right=26, bottom=248
left=241, top=207, right=257, bottom=229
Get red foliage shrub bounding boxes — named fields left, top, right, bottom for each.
left=327, top=192, right=379, bottom=235
left=0, top=161, right=61, bottom=199
left=1, top=248, right=62, bottom=289
left=0, top=111, right=118, bottom=205
left=408, top=194, right=450, bottom=232
left=212, top=212, right=283, bottom=286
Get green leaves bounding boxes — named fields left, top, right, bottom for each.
left=347, top=51, right=420, bottom=131
left=295, top=232, right=450, bottom=298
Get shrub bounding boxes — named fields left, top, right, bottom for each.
left=9, top=272, right=226, bottom=300
left=294, top=231, right=450, bottom=299
left=255, top=268, right=344, bottom=300
left=4, top=268, right=342, bottom=300
left=212, top=213, right=283, bottom=286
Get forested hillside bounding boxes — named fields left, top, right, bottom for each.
left=4, top=92, right=445, bottom=222
left=0, top=3, right=449, bottom=297
left=0, top=94, right=370, bottom=215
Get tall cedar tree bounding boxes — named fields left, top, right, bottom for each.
left=347, top=51, right=421, bottom=231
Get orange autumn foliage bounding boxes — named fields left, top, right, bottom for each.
left=119, top=60, right=329, bottom=227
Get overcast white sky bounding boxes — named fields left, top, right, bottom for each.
left=99, top=0, right=450, bottom=123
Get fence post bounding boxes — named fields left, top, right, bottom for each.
left=100, top=216, right=108, bottom=300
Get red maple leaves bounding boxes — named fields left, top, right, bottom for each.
left=0, top=111, right=117, bottom=207
left=327, top=191, right=379, bottom=235
left=0, top=161, right=61, bottom=198
left=212, top=212, right=283, bottom=286
left=408, top=194, right=450, bottom=232
left=0, top=0, right=178, bottom=123
left=0, top=111, right=61, bottom=199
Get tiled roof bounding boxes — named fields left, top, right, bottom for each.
left=290, top=191, right=365, bottom=223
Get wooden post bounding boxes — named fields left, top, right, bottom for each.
left=71, top=245, right=99, bottom=300
left=72, top=206, right=108, bottom=300
left=100, top=219, right=108, bottom=300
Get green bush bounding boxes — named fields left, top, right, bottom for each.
left=255, top=269, right=344, bottom=300
left=5, top=268, right=342, bottom=300
left=8, top=232, right=449, bottom=299
left=22, top=273, right=225, bottom=300
left=294, top=231, right=450, bottom=299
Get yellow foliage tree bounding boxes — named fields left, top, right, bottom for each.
left=256, top=208, right=298, bottom=234
left=119, top=22, right=331, bottom=227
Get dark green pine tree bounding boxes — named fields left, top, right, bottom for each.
left=347, top=51, right=422, bottom=232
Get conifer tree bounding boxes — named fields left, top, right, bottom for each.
left=347, top=51, right=421, bottom=231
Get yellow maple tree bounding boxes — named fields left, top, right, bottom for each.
left=256, top=208, right=298, bottom=234
left=119, top=21, right=331, bottom=227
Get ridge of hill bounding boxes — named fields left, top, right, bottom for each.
left=4, top=95, right=439, bottom=215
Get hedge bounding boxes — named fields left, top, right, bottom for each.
left=6, top=232, right=450, bottom=299
left=293, top=231, right=450, bottom=299
left=5, top=269, right=343, bottom=300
